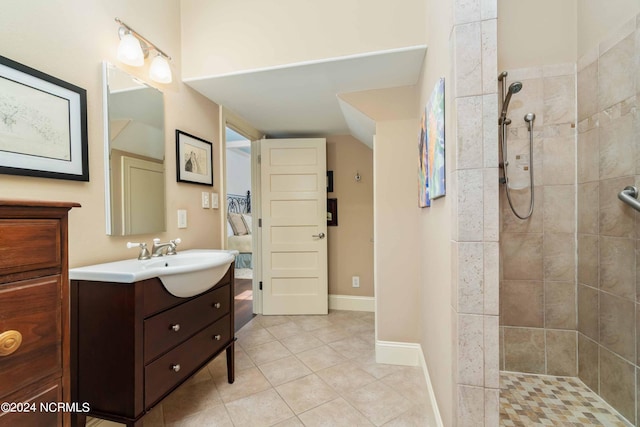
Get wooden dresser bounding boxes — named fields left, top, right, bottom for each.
left=71, top=265, right=235, bottom=427
left=0, top=200, right=79, bottom=427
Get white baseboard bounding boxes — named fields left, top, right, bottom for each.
left=375, top=341, right=443, bottom=427
left=375, top=340, right=421, bottom=366
left=328, top=294, right=375, bottom=312
left=417, top=346, right=445, bottom=427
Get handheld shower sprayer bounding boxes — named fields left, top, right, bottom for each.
left=500, top=82, right=523, bottom=122
left=499, top=71, right=535, bottom=220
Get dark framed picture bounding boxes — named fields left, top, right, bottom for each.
left=176, top=130, right=213, bottom=186
left=327, top=170, right=334, bottom=192
left=0, top=55, right=89, bottom=181
left=327, top=198, right=338, bottom=226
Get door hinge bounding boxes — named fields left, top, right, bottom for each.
left=258, top=218, right=262, bottom=227
left=259, top=281, right=263, bottom=290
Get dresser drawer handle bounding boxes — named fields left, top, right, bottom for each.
left=170, top=324, right=180, bottom=332
left=213, top=302, right=221, bottom=309
left=214, top=334, right=221, bottom=341
left=0, top=330, right=22, bottom=356
left=171, top=364, right=181, bottom=372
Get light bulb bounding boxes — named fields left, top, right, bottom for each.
left=117, top=32, right=144, bottom=67
left=149, top=54, right=172, bottom=84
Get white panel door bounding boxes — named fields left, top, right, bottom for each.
left=261, top=138, right=327, bottom=315
left=122, top=156, right=165, bottom=235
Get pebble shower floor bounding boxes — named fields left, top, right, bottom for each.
left=500, top=372, right=631, bottom=426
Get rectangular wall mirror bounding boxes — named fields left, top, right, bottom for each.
left=103, top=62, right=166, bottom=236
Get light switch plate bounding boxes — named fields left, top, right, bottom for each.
left=211, top=192, right=219, bottom=209
left=201, top=192, right=210, bottom=209
left=177, top=209, right=188, bottom=228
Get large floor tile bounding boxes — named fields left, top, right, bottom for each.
left=225, top=389, right=294, bottom=427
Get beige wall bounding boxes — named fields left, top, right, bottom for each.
left=416, top=0, right=454, bottom=422
left=498, top=0, right=577, bottom=71
left=577, top=0, right=640, bottom=56
left=0, top=0, right=223, bottom=268
left=180, top=0, right=427, bottom=78
left=374, top=119, right=421, bottom=344
left=326, top=136, right=374, bottom=297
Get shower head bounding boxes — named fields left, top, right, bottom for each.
left=500, top=81, right=523, bottom=119
left=509, top=81, right=523, bottom=94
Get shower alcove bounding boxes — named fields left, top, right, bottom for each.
left=498, top=1, right=640, bottom=425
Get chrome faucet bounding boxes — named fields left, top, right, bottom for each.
left=151, top=238, right=181, bottom=257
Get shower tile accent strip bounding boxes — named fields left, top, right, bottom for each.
left=500, top=372, right=632, bottom=426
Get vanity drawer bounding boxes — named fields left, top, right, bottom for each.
left=144, top=284, right=230, bottom=363
left=144, top=314, right=231, bottom=408
left=143, top=267, right=232, bottom=317
left=0, top=219, right=61, bottom=279
left=0, top=276, right=61, bottom=399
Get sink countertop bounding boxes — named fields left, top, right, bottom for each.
left=69, top=249, right=238, bottom=284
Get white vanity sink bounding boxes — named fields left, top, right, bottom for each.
left=69, top=249, right=238, bottom=297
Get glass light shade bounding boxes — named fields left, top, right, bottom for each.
left=117, top=33, right=144, bottom=67
left=149, top=55, right=172, bottom=84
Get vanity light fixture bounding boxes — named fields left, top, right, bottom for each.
left=149, top=54, right=172, bottom=84
left=115, top=17, right=172, bottom=84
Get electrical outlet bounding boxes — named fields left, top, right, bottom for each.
left=201, top=192, right=210, bottom=208
left=211, top=192, right=219, bottom=209
left=352, top=276, right=360, bottom=288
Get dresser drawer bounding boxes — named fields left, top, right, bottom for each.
left=0, top=277, right=61, bottom=399
left=144, top=284, right=230, bottom=363
left=0, top=219, right=61, bottom=278
left=144, top=314, right=231, bottom=408
left=0, top=380, right=61, bottom=427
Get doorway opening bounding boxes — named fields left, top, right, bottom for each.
left=225, top=126, right=255, bottom=331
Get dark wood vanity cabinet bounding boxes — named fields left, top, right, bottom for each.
left=71, top=265, right=235, bottom=427
left=0, top=200, right=79, bottom=427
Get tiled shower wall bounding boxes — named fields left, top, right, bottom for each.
left=499, top=64, right=577, bottom=376
left=576, top=16, right=640, bottom=425
left=450, top=0, right=500, bottom=424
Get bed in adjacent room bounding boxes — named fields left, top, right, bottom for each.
left=227, top=191, right=252, bottom=270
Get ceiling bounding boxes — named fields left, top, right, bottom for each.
left=184, top=45, right=427, bottom=148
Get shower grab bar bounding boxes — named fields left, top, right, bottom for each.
left=618, top=186, right=640, bottom=212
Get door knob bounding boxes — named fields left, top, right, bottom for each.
left=312, top=232, right=325, bottom=239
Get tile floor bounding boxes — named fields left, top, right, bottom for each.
left=90, top=310, right=436, bottom=427
left=500, top=371, right=632, bottom=426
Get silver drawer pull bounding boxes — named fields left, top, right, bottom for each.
left=214, top=334, right=221, bottom=341
left=170, top=324, right=180, bottom=332
left=213, top=302, right=221, bottom=309
left=312, top=232, right=325, bottom=239
left=171, top=364, right=181, bottom=372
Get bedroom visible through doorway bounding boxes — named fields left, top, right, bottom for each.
left=225, top=126, right=254, bottom=331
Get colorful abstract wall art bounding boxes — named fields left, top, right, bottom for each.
left=427, top=78, right=445, bottom=200
left=418, top=107, right=430, bottom=207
